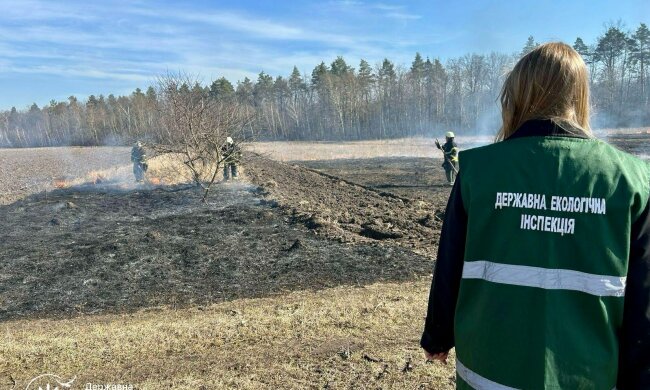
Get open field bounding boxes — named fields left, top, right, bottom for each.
left=1, top=133, right=649, bottom=389
left=1, top=280, right=455, bottom=389
left=0, top=141, right=453, bottom=389
left=250, top=130, right=650, bottom=162
left=249, top=137, right=490, bottom=161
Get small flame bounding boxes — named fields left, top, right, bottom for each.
left=148, top=177, right=162, bottom=185
left=53, top=178, right=72, bottom=189
left=86, top=171, right=107, bottom=185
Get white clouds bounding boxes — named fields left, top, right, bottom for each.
left=383, top=11, right=422, bottom=21
left=131, top=6, right=374, bottom=50
left=371, top=3, right=421, bottom=20
left=0, top=0, right=436, bottom=104
left=174, top=11, right=304, bottom=40
left=331, top=1, right=421, bottom=20
left=8, top=64, right=152, bottom=82
left=0, top=0, right=96, bottom=21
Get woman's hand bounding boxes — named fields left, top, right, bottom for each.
left=424, top=349, right=449, bottom=364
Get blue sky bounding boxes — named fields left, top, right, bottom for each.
left=0, top=0, right=648, bottom=110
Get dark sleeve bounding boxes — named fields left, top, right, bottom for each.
left=618, top=199, right=650, bottom=389
left=420, top=175, right=468, bottom=354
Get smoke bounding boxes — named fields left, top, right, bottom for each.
left=474, top=102, right=501, bottom=137
left=592, top=108, right=650, bottom=130
left=101, top=133, right=127, bottom=147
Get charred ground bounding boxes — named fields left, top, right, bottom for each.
left=3, top=133, right=647, bottom=322
left=0, top=150, right=448, bottom=322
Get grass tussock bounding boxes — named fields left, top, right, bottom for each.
left=145, top=153, right=248, bottom=186
left=62, top=153, right=232, bottom=187
left=0, top=280, right=455, bottom=389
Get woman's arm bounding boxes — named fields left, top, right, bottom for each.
left=618, top=199, right=650, bottom=389
left=421, top=176, right=468, bottom=355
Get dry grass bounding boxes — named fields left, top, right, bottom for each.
left=248, top=137, right=491, bottom=162
left=595, top=127, right=650, bottom=135
left=0, top=280, right=455, bottom=389
left=145, top=153, right=233, bottom=185
left=45, top=153, right=221, bottom=189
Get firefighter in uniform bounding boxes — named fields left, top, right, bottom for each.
left=439, top=132, right=459, bottom=185
left=131, top=141, right=147, bottom=183
left=221, top=137, right=241, bottom=181
left=421, top=42, right=650, bottom=389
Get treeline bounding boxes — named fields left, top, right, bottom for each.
left=1, top=23, right=649, bottom=147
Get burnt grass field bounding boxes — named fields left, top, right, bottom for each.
left=0, top=148, right=450, bottom=322
left=1, top=133, right=646, bottom=322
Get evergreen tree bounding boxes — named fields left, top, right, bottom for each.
left=410, top=52, right=425, bottom=78
left=236, top=77, right=254, bottom=105
left=254, top=72, right=274, bottom=101
left=179, top=83, right=191, bottom=95
left=573, top=37, right=590, bottom=58
left=288, top=66, right=306, bottom=92
left=132, top=88, right=145, bottom=98
left=311, top=62, right=329, bottom=88
left=330, top=56, right=353, bottom=76
left=358, top=59, right=375, bottom=86
left=595, top=26, right=628, bottom=65
left=378, top=58, right=396, bottom=82
left=191, top=82, right=206, bottom=99
left=521, top=36, right=538, bottom=57
left=274, top=76, right=290, bottom=98
left=145, top=86, right=157, bottom=101
left=209, top=77, right=235, bottom=99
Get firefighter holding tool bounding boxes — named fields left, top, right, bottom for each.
left=435, top=132, right=459, bottom=185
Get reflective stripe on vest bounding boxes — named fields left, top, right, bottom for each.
left=456, top=358, right=517, bottom=390
left=457, top=358, right=617, bottom=390
left=462, top=260, right=626, bottom=297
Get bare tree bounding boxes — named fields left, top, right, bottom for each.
left=151, top=72, right=252, bottom=202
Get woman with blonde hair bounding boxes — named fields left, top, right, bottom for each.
left=421, top=42, right=650, bottom=389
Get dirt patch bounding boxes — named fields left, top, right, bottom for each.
left=245, top=154, right=443, bottom=257
left=297, top=156, right=453, bottom=204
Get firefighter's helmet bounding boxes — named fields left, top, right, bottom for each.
left=445, top=131, right=455, bottom=138
left=226, top=137, right=234, bottom=144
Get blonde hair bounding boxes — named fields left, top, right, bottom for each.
left=496, top=42, right=591, bottom=141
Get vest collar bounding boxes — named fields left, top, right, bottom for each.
left=507, top=119, right=589, bottom=140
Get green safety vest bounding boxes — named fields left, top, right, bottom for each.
left=455, top=136, right=650, bottom=389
